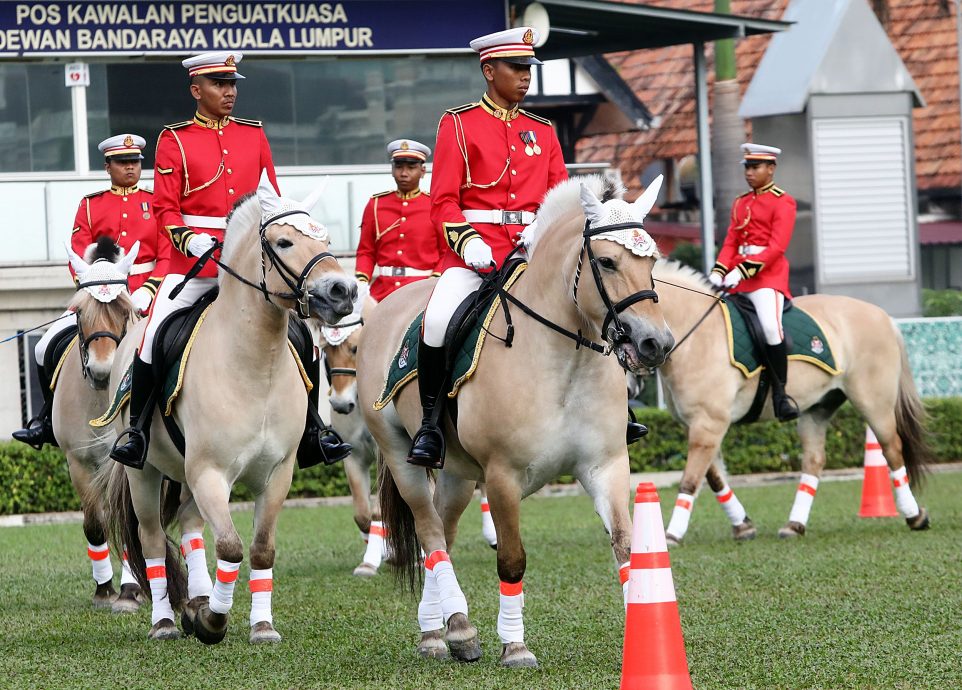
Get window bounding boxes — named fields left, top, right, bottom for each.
left=0, top=64, right=74, bottom=172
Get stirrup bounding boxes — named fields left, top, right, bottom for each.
left=110, top=428, right=148, bottom=469
left=407, top=424, right=445, bottom=470
left=318, top=426, right=352, bottom=465
left=774, top=394, right=800, bottom=422
left=626, top=407, right=648, bottom=445
left=12, top=417, right=53, bottom=450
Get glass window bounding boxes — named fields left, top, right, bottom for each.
left=0, top=64, right=74, bottom=172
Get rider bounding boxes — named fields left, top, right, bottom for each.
left=709, top=142, right=799, bottom=421
left=12, top=133, right=162, bottom=449
left=354, top=138, right=444, bottom=301
left=109, top=51, right=349, bottom=469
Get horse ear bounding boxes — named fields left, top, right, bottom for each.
left=116, top=241, right=140, bottom=275
left=257, top=169, right=282, bottom=217
left=632, top=174, right=664, bottom=222
left=298, top=176, right=330, bottom=213
left=65, top=242, right=90, bottom=277
left=580, top=182, right=607, bottom=226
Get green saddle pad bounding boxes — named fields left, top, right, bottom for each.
left=722, top=301, right=841, bottom=378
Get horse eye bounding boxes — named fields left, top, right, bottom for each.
left=350, top=345, right=358, bottom=355
left=276, top=238, right=294, bottom=249
left=598, top=257, right=616, bottom=270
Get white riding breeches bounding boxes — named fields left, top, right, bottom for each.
left=35, top=310, right=77, bottom=364
left=745, top=288, right=785, bottom=345
left=139, top=274, right=218, bottom=364
left=422, top=268, right=482, bottom=348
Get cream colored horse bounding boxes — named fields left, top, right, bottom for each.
left=651, top=262, right=931, bottom=543
left=99, top=186, right=357, bottom=644
left=357, top=176, right=674, bottom=668
left=54, top=239, right=144, bottom=612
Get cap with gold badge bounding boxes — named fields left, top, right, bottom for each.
left=182, top=51, right=246, bottom=80
left=741, top=143, right=781, bottom=165
left=469, top=27, right=542, bottom=65
left=98, top=134, right=146, bottom=160
left=387, top=138, right=431, bottom=163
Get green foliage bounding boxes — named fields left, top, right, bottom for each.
left=922, top=288, right=962, bottom=317
left=668, top=240, right=706, bottom=273
left=0, top=442, right=80, bottom=515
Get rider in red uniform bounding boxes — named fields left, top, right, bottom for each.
left=12, top=133, right=163, bottom=449
left=710, top=143, right=799, bottom=421
left=354, top=139, right=444, bottom=301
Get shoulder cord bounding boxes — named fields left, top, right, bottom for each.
left=452, top=112, right=510, bottom=191
left=169, top=128, right=224, bottom=199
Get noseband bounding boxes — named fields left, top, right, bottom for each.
left=74, top=276, right=129, bottom=379
left=322, top=317, right=364, bottom=380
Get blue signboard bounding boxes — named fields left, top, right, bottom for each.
left=0, top=1, right=507, bottom=57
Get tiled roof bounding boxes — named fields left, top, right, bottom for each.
left=577, top=0, right=959, bottom=195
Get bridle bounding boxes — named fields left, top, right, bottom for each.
left=172, top=209, right=338, bottom=319
left=322, top=317, right=364, bottom=381
left=74, top=275, right=130, bottom=380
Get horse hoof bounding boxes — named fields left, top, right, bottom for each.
left=416, top=629, right=450, bottom=660
left=180, top=596, right=208, bottom=637
left=733, top=518, right=757, bottom=541
left=907, top=508, right=930, bottom=531
left=444, top=613, right=481, bottom=662
left=193, top=602, right=229, bottom=645
left=147, top=618, right=180, bottom=641
left=778, top=521, right=806, bottom=539
left=111, top=584, right=144, bottom=614
left=488, top=542, right=498, bottom=550
left=665, top=532, right=682, bottom=547
left=353, top=562, right=378, bottom=578
left=500, top=642, right=538, bottom=668
left=92, top=582, right=117, bottom=610
left=250, top=621, right=282, bottom=644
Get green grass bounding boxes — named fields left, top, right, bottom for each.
left=2, top=472, right=961, bottom=689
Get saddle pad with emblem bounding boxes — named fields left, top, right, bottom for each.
left=722, top=301, right=840, bottom=378
left=373, top=264, right=526, bottom=410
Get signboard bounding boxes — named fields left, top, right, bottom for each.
left=63, top=61, right=88, bottom=86
left=0, top=1, right=506, bottom=57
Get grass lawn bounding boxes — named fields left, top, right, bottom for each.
left=1, top=471, right=960, bottom=689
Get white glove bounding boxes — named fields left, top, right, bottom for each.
left=722, top=269, right=742, bottom=289
left=518, top=219, right=538, bottom=251
left=186, top=233, right=217, bottom=257
left=462, top=237, right=494, bottom=270
left=129, top=286, right=153, bottom=314
left=708, top=272, right=723, bottom=288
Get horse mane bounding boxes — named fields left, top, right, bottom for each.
left=652, top=259, right=717, bottom=293
left=528, top=174, right=624, bottom=256
left=84, top=236, right=122, bottom=264
left=219, top=192, right=261, bottom=268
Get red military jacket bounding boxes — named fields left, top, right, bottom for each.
left=431, top=94, right=568, bottom=270
left=153, top=112, right=279, bottom=278
left=355, top=188, right=444, bottom=301
left=712, top=181, right=796, bottom=297
left=70, top=185, right=164, bottom=294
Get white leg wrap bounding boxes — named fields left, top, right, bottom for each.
left=88, top=542, right=113, bottom=585
left=480, top=499, right=498, bottom=547
left=427, top=551, right=468, bottom=623
left=619, top=561, right=630, bottom=609
left=417, top=567, right=444, bottom=632
left=497, top=583, right=525, bottom=644
left=362, top=521, right=385, bottom=569
left=714, top=483, right=748, bottom=526
left=145, top=557, right=175, bottom=625
left=249, top=568, right=273, bottom=626
left=208, top=559, right=241, bottom=615
left=181, top=532, right=213, bottom=599
left=666, top=493, right=694, bottom=540
left=890, top=467, right=920, bottom=519
left=120, top=550, right=137, bottom=586
left=788, top=473, right=819, bottom=525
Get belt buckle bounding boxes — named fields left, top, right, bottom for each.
left=502, top=210, right=522, bottom=225
left=391, top=266, right=405, bottom=277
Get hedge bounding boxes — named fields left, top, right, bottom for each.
left=2, top=398, right=960, bottom=515
left=922, top=288, right=962, bottom=317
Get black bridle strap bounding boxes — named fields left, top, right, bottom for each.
left=496, top=287, right=608, bottom=354
left=76, top=278, right=129, bottom=289
left=328, top=368, right=357, bottom=377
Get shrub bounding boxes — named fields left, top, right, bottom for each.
left=922, top=288, right=962, bottom=317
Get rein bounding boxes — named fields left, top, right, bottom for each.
left=654, top=278, right=725, bottom=361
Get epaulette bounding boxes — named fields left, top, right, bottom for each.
left=230, top=116, right=263, bottom=127
left=84, top=189, right=108, bottom=199
left=735, top=190, right=752, bottom=200
left=164, top=120, right=192, bottom=130
left=520, top=109, right=552, bottom=126
left=371, top=190, right=394, bottom=198
left=445, top=102, right=479, bottom=115
left=771, top=185, right=786, bottom=197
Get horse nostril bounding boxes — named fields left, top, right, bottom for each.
left=639, top=337, right=658, bottom=359
left=329, top=282, right=347, bottom=300
left=346, top=402, right=355, bottom=414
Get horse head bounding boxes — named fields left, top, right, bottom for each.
left=320, top=283, right=370, bottom=415
left=530, top=175, right=674, bottom=372
left=65, top=237, right=139, bottom=388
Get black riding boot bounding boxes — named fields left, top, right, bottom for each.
left=12, top=362, right=58, bottom=449
left=407, top=341, right=447, bottom=470
left=297, top=358, right=352, bottom=469
left=109, top=355, right=155, bottom=469
left=626, top=406, right=649, bottom=445
left=766, top=341, right=799, bottom=422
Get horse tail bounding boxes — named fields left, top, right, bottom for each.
left=894, top=327, right=934, bottom=488
left=377, top=452, right=421, bottom=594
left=159, top=479, right=188, bottom=610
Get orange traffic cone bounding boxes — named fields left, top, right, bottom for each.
left=621, top=482, right=692, bottom=690
left=858, top=427, right=898, bottom=518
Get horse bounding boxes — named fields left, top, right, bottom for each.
left=53, top=238, right=145, bottom=612
left=649, top=262, right=932, bottom=544
left=357, top=175, right=674, bottom=668
left=97, top=179, right=357, bottom=644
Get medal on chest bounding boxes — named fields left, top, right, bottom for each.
left=520, top=130, right=541, bottom=156
left=141, top=201, right=150, bottom=220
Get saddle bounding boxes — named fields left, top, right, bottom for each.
left=45, top=324, right=79, bottom=392
left=725, top=294, right=790, bottom=424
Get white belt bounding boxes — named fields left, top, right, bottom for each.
left=376, top=265, right=434, bottom=278
left=462, top=209, right=536, bottom=226
left=129, top=260, right=156, bottom=276
left=182, top=214, right=227, bottom=230
left=738, top=244, right=766, bottom=256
